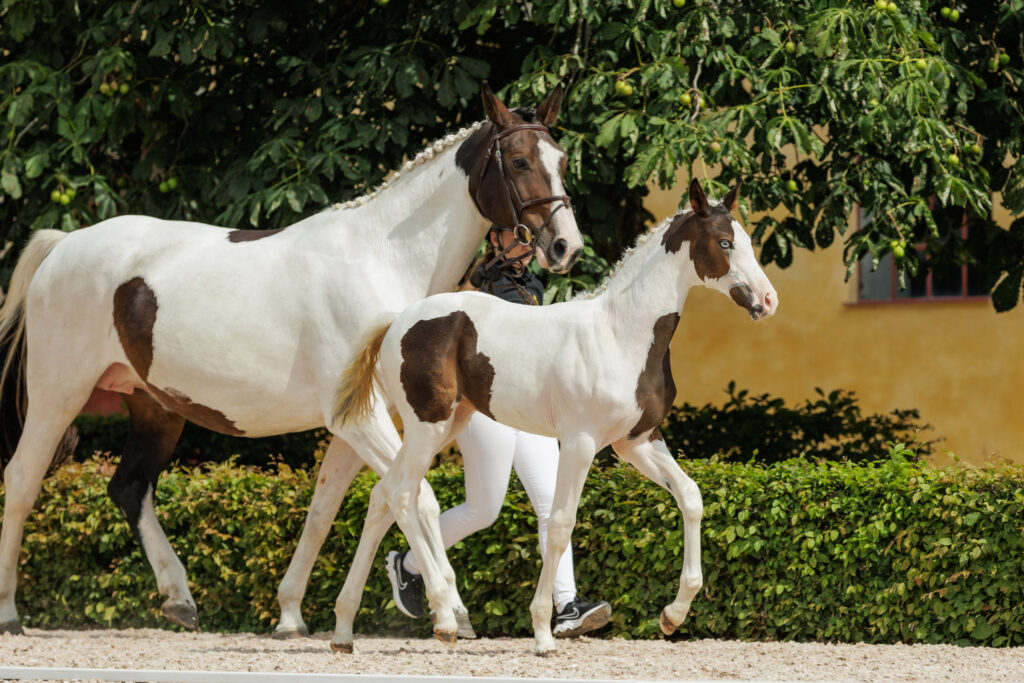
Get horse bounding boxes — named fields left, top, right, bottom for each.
left=0, top=83, right=584, bottom=638
left=332, top=178, right=778, bottom=655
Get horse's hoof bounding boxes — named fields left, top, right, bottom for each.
left=659, top=608, right=678, bottom=636
left=0, top=620, right=24, bottom=636
left=272, top=624, right=309, bottom=640
left=434, top=629, right=458, bottom=646
left=330, top=641, right=353, bottom=654
left=162, top=602, right=199, bottom=632
left=534, top=642, right=556, bottom=657
left=455, top=610, right=477, bottom=640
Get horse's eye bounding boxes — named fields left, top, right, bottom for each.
left=719, top=239, right=733, bottom=250
left=512, top=157, right=529, bottom=170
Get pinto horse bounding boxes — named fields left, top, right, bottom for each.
left=0, top=83, right=584, bottom=637
left=333, top=178, right=778, bottom=654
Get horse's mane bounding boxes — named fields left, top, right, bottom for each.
left=572, top=197, right=725, bottom=301
left=329, top=121, right=486, bottom=211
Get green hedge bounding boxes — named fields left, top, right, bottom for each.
left=6, top=447, right=1024, bottom=645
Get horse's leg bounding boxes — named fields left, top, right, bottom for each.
left=106, top=392, right=195, bottom=629
left=612, top=430, right=702, bottom=635
left=529, top=431, right=596, bottom=656
left=274, top=435, right=364, bottom=639
left=0, top=380, right=94, bottom=634
left=377, top=419, right=458, bottom=645
left=330, top=477, right=395, bottom=652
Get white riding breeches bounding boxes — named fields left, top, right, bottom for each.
left=402, top=412, right=577, bottom=610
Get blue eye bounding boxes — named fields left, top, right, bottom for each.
left=719, top=239, right=733, bottom=249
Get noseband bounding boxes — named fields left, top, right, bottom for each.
left=475, top=123, right=573, bottom=248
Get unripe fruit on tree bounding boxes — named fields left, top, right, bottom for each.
left=948, top=9, right=959, bottom=21
left=886, top=1, right=898, bottom=13
left=915, top=58, right=927, bottom=72
left=680, top=92, right=692, bottom=106
left=159, top=181, right=170, bottom=193
left=65, top=188, right=76, bottom=199
left=968, top=143, right=982, bottom=156
left=874, top=0, right=887, bottom=10
left=947, top=153, right=960, bottom=166
left=167, top=178, right=178, bottom=190
left=673, top=0, right=686, bottom=7
left=709, top=141, right=722, bottom=153
left=940, top=7, right=951, bottom=18
left=784, top=41, right=796, bottom=54
left=99, top=82, right=110, bottom=95
left=108, top=80, right=118, bottom=92
left=50, top=189, right=62, bottom=203
left=869, top=97, right=880, bottom=107
left=785, top=179, right=798, bottom=192
left=999, top=53, right=1010, bottom=66
left=59, top=193, right=70, bottom=206
left=988, top=58, right=1000, bottom=71
left=119, top=83, right=129, bottom=95
left=892, top=244, right=905, bottom=258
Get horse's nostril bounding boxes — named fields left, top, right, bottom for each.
left=550, top=238, right=568, bottom=261
left=764, top=291, right=774, bottom=311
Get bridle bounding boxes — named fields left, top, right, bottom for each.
left=474, top=123, right=573, bottom=250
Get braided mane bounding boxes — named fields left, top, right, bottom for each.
left=329, top=122, right=485, bottom=211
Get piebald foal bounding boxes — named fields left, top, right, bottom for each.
left=333, top=178, right=778, bottom=654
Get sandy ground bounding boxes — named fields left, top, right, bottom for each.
left=2, top=629, right=1024, bottom=682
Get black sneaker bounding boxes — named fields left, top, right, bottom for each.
left=386, top=550, right=424, bottom=619
left=553, top=597, right=612, bottom=638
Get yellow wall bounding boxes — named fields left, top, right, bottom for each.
left=646, top=180, right=1024, bottom=465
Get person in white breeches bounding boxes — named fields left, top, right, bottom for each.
left=385, top=223, right=612, bottom=639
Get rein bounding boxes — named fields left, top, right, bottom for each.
left=475, top=123, right=573, bottom=249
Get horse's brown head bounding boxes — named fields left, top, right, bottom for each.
left=662, top=178, right=777, bottom=320
left=458, top=83, right=583, bottom=274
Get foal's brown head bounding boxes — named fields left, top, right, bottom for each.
left=457, top=83, right=583, bottom=274
left=663, top=178, right=777, bottom=320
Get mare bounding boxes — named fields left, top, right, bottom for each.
left=333, top=178, right=778, bottom=654
left=0, top=83, right=584, bottom=637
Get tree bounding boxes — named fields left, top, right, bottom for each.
left=2, top=1, right=1022, bottom=308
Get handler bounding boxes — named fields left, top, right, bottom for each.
left=385, top=224, right=613, bottom=639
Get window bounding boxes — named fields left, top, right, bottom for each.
left=856, top=204, right=989, bottom=303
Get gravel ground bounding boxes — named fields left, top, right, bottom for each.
left=2, top=629, right=1024, bottom=682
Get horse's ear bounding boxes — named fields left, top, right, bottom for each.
left=535, top=84, right=564, bottom=127
left=722, top=182, right=741, bottom=212
left=689, top=178, right=711, bottom=216
left=481, top=81, right=516, bottom=129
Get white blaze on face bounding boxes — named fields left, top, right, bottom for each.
left=537, top=139, right=583, bottom=266
left=729, top=218, right=778, bottom=317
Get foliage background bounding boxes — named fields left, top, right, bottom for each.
left=2, top=0, right=1023, bottom=307
left=8, top=450, right=1024, bottom=646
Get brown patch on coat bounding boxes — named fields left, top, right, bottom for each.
left=147, top=385, right=245, bottom=436
left=649, top=429, right=665, bottom=443
left=227, top=228, right=284, bottom=242
left=661, top=210, right=735, bottom=281
left=628, top=313, right=680, bottom=439
left=113, top=277, right=158, bottom=381
left=399, top=311, right=496, bottom=423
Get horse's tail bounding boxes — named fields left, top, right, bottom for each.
left=0, top=229, right=76, bottom=474
left=333, top=322, right=392, bottom=427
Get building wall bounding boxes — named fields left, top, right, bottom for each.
left=645, top=182, right=1023, bottom=465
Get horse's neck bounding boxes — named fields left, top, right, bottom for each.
left=594, top=230, right=699, bottom=337
left=311, top=140, right=488, bottom=297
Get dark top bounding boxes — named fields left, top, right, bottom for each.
left=469, top=259, right=544, bottom=305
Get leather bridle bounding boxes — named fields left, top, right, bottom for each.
left=474, top=123, right=573, bottom=248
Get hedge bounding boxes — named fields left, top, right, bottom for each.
left=5, top=446, right=1024, bottom=646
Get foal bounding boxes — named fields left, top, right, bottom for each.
left=332, top=178, right=778, bottom=654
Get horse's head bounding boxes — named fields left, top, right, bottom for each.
left=459, top=83, right=583, bottom=274
left=663, top=178, right=778, bottom=320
